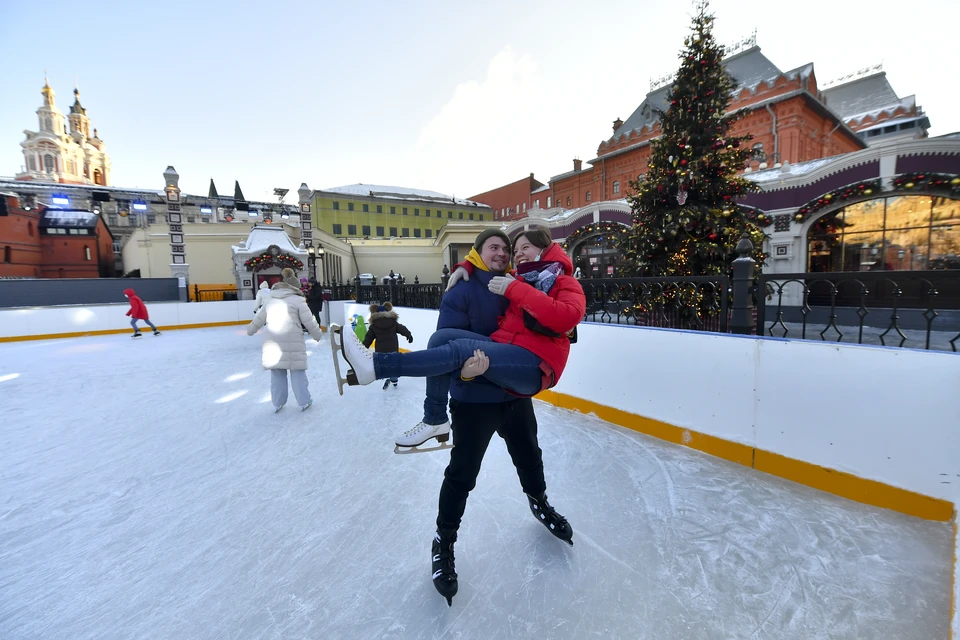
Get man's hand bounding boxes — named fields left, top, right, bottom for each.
left=445, top=266, right=470, bottom=292
left=460, top=349, right=490, bottom=379
left=487, top=274, right=515, bottom=296
left=407, top=335, right=414, bottom=343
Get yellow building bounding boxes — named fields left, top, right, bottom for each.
left=309, top=184, right=493, bottom=240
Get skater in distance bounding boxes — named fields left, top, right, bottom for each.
left=124, top=288, right=160, bottom=337
left=362, top=301, right=413, bottom=390
left=247, top=268, right=323, bottom=412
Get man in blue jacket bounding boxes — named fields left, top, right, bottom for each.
left=394, top=228, right=514, bottom=450
left=403, top=229, right=572, bottom=606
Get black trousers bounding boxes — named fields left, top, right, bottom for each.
left=437, top=398, right=547, bottom=530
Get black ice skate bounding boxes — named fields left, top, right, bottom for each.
left=382, top=379, right=391, bottom=390
left=153, top=330, right=161, bottom=336
left=432, top=527, right=458, bottom=606
left=132, top=331, right=142, bottom=338
left=526, top=493, right=573, bottom=546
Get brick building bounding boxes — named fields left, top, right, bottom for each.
left=468, top=173, right=544, bottom=221
left=470, top=45, right=931, bottom=218
left=0, top=194, right=116, bottom=278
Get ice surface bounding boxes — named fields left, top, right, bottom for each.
left=0, top=328, right=952, bottom=639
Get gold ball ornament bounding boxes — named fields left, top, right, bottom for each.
left=795, top=214, right=804, bottom=222
left=905, top=182, right=915, bottom=189
left=864, top=189, right=873, bottom=195
left=824, top=194, right=833, bottom=200
left=951, top=177, right=960, bottom=186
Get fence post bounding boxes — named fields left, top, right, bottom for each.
left=193, top=284, right=199, bottom=302
left=388, top=270, right=398, bottom=305
left=354, top=274, right=361, bottom=302
left=414, top=275, right=419, bottom=285
left=730, top=232, right=756, bottom=335
left=440, top=265, right=450, bottom=294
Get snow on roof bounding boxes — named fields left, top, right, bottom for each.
left=322, top=184, right=487, bottom=208
left=531, top=184, right=551, bottom=194
left=841, top=95, right=917, bottom=124
left=822, top=74, right=903, bottom=121
left=232, top=225, right=303, bottom=256
left=744, top=156, right=841, bottom=184
left=855, top=114, right=926, bottom=134
left=40, top=209, right=99, bottom=227
left=545, top=199, right=630, bottom=221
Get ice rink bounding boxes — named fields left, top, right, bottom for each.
left=0, top=326, right=953, bottom=639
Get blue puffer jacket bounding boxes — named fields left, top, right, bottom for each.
left=438, top=268, right=512, bottom=404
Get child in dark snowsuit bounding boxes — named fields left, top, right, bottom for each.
left=363, top=302, right=413, bottom=390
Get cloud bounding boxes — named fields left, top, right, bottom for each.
left=414, top=47, right=547, bottom=195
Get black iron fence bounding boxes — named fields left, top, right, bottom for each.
left=758, top=271, right=960, bottom=351
left=579, top=276, right=730, bottom=333
left=325, top=269, right=450, bottom=311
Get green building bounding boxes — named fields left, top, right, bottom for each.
left=310, top=184, right=493, bottom=240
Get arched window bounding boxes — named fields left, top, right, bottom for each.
left=807, top=195, right=960, bottom=272
left=93, top=169, right=103, bottom=186
left=27, top=222, right=34, bottom=237
left=3, top=246, right=11, bottom=263
left=585, top=191, right=592, bottom=202
left=44, top=155, right=55, bottom=173
left=547, top=197, right=552, bottom=208
left=43, top=117, right=52, bottom=132
left=84, top=246, right=92, bottom=261
left=27, top=156, right=36, bottom=171
left=613, top=180, right=621, bottom=195
left=566, top=196, right=572, bottom=207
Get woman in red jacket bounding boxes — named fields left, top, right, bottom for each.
left=334, top=227, right=584, bottom=396
left=124, top=288, right=160, bottom=337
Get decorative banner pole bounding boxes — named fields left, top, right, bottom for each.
left=163, top=166, right=190, bottom=301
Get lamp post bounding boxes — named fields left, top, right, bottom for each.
left=316, top=243, right=324, bottom=282
left=307, top=245, right=316, bottom=281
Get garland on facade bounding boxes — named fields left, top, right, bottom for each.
left=244, top=252, right=304, bottom=272
left=891, top=172, right=960, bottom=195
left=562, top=222, right=630, bottom=251
left=792, top=179, right=883, bottom=224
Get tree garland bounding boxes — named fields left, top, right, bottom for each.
left=562, top=222, right=630, bottom=251
left=792, top=179, right=883, bottom=223
left=244, top=252, right=304, bottom=272
left=891, top=172, right=960, bottom=195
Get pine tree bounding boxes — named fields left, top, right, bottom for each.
left=620, top=0, right=770, bottom=279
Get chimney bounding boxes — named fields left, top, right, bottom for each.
left=613, top=117, right=623, bottom=132
left=573, top=158, right=582, bottom=172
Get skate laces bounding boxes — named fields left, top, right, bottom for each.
left=532, top=496, right=569, bottom=528
left=402, top=422, right=432, bottom=438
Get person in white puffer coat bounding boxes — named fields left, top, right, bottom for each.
left=247, top=279, right=323, bottom=412
left=253, top=280, right=271, bottom=314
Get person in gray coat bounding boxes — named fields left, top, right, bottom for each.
left=247, top=278, right=323, bottom=411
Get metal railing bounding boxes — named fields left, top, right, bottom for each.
left=578, top=276, right=730, bottom=333
left=758, top=271, right=960, bottom=351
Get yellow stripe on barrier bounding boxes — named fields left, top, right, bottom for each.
left=0, top=320, right=249, bottom=343
left=536, top=389, right=955, bottom=523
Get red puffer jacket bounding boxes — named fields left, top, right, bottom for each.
left=454, top=243, right=584, bottom=392
left=454, top=243, right=585, bottom=391
left=124, top=288, right=150, bottom=320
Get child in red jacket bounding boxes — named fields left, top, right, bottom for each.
left=124, top=288, right=160, bottom=337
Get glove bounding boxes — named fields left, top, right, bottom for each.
left=407, top=335, right=414, bottom=344
left=460, top=349, right=490, bottom=380
left=487, top=274, right=516, bottom=296
left=445, top=266, right=469, bottom=292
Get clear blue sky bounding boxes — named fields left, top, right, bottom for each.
left=2, top=0, right=957, bottom=203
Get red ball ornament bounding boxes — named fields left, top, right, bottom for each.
left=680, top=159, right=688, bottom=166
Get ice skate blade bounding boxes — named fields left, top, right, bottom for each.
left=329, top=324, right=347, bottom=396
left=393, top=441, right=454, bottom=455
left=445, top=597, right=452, bottom=607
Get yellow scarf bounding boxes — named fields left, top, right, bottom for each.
left=465, top=247, right=511, bottom=272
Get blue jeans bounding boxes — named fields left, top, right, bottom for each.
left=131, top=319, right=157, bottom=332
left=373, top=330, right=543, bottom=422
left=421, top=329, right=487, bottom=425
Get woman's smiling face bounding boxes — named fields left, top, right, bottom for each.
left=513, top=235, right=540, bottom=265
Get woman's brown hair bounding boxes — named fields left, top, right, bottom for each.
left=515, top=227, right=552, bottom=250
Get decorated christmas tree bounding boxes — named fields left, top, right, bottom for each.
left=620, top=0, right=769, bottom=278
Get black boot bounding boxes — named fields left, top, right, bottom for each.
left=526, top=493, right=573, bottom=546
left=431, top=526, right=458, bottom=606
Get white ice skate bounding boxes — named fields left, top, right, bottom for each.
left=329, top=324, right=376, bottom=395
left=394, top=420, right=453, bottom=455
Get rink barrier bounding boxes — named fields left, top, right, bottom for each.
left=0, top=320, right=249, bottom=343
left=536, top=389, right=955, bottom=523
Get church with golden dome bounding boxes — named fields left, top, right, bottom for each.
left=15, top=78, right=111, bottom=186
